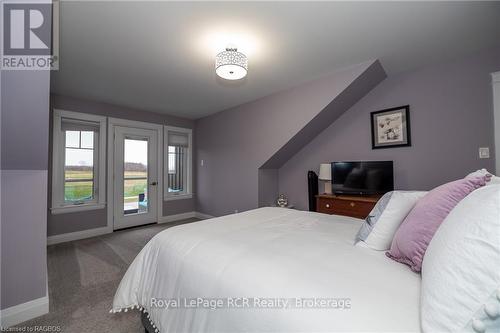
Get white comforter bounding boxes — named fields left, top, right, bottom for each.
left=113, top=208, right=421, bottom=332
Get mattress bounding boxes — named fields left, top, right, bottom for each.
left=113, top=207, right=421, bottom=332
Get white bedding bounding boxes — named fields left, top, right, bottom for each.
left=113, top=207, right=421, bottom=332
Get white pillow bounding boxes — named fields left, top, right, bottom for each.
left=356, top=191, right=427, bottom=250
left=421, top=185, right=500, bottom=332
left=467, top=168, right=500, bottom=185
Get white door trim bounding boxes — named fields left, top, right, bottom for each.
left=492, top=71, right=500, bottom=175
left=107, top=118, right=163, bottom=231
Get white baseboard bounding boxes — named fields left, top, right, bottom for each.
left=195, top=212, right=215, bottom=220
left=48, top=212, right=215, bottom=245
left=47, top=226, right=112, bottom=245
left=0, top=295, right=49, bottom=328
left=158, top=211, right=197, bottom=223
left=158, top=211, right=215, bottom=224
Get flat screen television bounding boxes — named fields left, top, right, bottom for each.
left=331, top=161, right=394, bottom=195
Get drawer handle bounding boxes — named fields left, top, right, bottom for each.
left=325, top=204, right=330, bottom=208
left=350, top=202, right=356, bottom=207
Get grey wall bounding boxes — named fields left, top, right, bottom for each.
left=48, top=95, right=195, bottom=236
left=195, top=60, right=386, bottom=217
left=258, top=169, right=279, bottom=207
left=1, top=71, right=50, bottom=310
left=279, top=46, right=500, bottom=210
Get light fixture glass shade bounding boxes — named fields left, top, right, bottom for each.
left=215, top=48, right=248, bottom=80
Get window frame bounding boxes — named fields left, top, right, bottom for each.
left=51, top=109, right=107, bottom=214
left=164, top=126, right=193, bottom=201
left=63, top=129, right=98, bottom=204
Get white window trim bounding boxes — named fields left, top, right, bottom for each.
left=164, top=126, right=193, bottom=201
left=51, top=109, right=107, bottom=214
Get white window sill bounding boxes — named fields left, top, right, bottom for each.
left=164, top=193, right=193, bottom=201
left=51, top=203, right=106, bottom=215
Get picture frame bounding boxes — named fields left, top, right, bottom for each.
left=370, top=105, right=411, bottom=149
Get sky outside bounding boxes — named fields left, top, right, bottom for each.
left=65, top=131, right=148, bottom=166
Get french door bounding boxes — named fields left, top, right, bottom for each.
left=113, top=126, right=159, bottom=230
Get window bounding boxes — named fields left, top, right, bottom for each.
left=167, top=146, right=177, bottom=174
left=164, top=126, right=192, bottom=200
left=64, top=129, right=96, bottom=203
left=52, top=110, right=106, bottom=214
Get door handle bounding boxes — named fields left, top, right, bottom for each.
left=150, top=181, right=158, bottom=186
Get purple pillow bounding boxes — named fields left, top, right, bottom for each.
left=386, top=176, right=488, bottom=272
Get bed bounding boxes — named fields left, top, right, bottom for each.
left=112, top=207, right=421, bottom=332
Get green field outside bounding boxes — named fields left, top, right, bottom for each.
left=65, top=170, right=94, bottom=179
left=124, top=179, right=148, bottom=203
left=65, top=170, right=148, bottom=202
left=65, top=181, right=93, bottom=202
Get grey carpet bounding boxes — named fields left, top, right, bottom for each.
left=17, top=219, right=199, bottom=333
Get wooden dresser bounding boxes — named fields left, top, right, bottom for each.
left=316, top=194, right=382, bottom=219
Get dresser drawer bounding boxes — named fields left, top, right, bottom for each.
left=330, top=199, right=373, bottom=219
left=316, top=195, right=379, bottom=219
left=317, top=197, right=337, bottom=214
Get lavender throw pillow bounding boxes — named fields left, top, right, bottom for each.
left=386, top=176, right=488, bottom=272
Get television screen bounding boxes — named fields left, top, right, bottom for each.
left=331, top=161, right=394, bottom=195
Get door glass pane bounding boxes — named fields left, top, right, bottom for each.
left=123, top=138, right=148, bottom=215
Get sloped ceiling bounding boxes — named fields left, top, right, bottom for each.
left=261, top=61, right=386, bottom=169
left=51, top=1, right=500, bottom=119
left=195, top=60, right=386, bottom=216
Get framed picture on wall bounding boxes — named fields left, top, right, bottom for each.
left=370, top=105, right=411, bottom=149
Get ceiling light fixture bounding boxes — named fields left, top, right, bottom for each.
left=215, top=47, right=248, bottom=80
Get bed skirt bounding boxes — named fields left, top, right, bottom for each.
left=141, top=311, right=157, bottom=333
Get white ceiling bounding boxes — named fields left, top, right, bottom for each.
left=51, top=1, right=500, bottom=119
